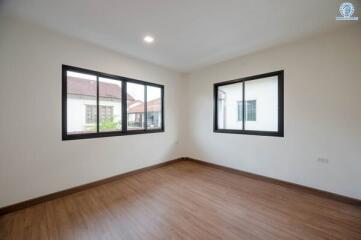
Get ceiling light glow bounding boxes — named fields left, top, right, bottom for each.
left=144, top=35, right=154, bottom=43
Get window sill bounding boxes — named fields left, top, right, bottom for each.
left=213, top=129, right=284, bottom=137
left=62, top=129, right=165, bottom=141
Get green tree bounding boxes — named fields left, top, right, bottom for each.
left=99, top=119, right=121, bottom=131
left=86, top=118, right=121, bottom=131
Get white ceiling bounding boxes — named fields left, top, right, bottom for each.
left=0, top=0, right=358, bottom=72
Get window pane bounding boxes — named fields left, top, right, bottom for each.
left=217, top=82, right=243, bottom=130
left=99, top=77, right=122, bottom=132
left=245, top=76, right=278, bottom=131
left=66, top=71, right=97, bottom=134
left=85, top=105, right=97, bottom=124
left=127, top=82, right=145, bottom=130
left=147, top=86, right=162, bottom=129
left=246, top=100, right=257, bottom=121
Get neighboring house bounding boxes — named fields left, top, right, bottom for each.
left=128, top=98, right=162, bottom=129
left=67, top=76, right=161, bottom=133
left=127, top=100, right=144, bottom=129
left=67, top=76, right=134, bottom=133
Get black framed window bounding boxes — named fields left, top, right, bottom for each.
left=62, top=65, right=164, bottom=140
left=214, top=70, right=284, bottom=137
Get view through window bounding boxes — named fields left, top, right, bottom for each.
left=214, top=71, right=283, bottom=137
left=63, top=65, right=164, bottom=140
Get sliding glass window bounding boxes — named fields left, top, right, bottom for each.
left=214, top=70, right=284, bottom=137
left=62, top=65, right=164, bottom=140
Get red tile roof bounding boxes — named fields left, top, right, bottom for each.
left=128, top=98, right=161, bottom=113
left=67, top=77, right=134, bottom=100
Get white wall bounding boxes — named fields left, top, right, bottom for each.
left=184, top=23, right=361, bottom=199
left=0, top=18, right=187, bottom=207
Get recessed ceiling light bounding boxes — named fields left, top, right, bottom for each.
left=144, top=35, right=154, bottom=43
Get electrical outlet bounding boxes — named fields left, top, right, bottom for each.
left=317, top=158, right=329, bottom=164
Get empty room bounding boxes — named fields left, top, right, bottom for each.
left=0, top=0, right=360, bottom=239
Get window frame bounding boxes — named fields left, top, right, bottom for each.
left=62, top=65, right=164, bottom=140
left=213, top=70, right=284, bottom=137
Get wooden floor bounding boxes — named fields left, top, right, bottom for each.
left=1, top=160, right=360, bottom=240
